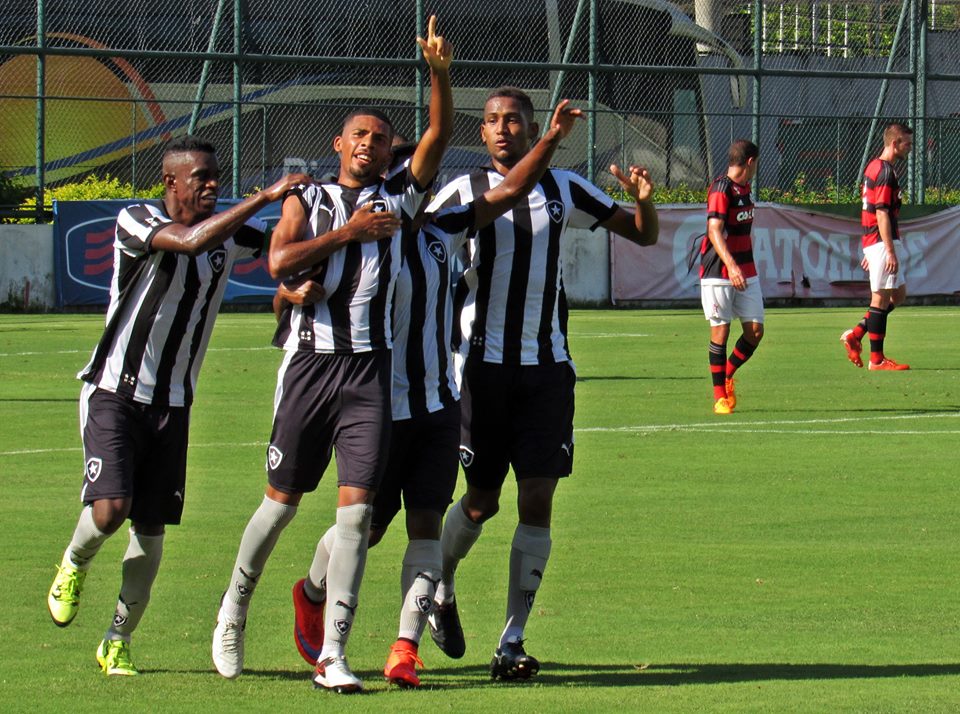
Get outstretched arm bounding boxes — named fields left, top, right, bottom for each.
left=472, top=100, right=583, bottom=229
left=150, top=173, right=311, bottom=256
left=409, top=15, right=453, bottom=188
left=600, top=164, right=659, bottom=246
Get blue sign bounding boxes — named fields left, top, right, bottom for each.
left=54, top=200, right=282, bottom=307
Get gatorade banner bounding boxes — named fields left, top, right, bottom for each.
left=611, top=204, right=960, bottom=302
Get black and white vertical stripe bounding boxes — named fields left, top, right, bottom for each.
left=428, top=167, right=617, bottom=366
left=78, top=202, right=265, bottom=407
left=273, top=161, right=427, bottom=354
left=390, top=203, right=474, bottom=420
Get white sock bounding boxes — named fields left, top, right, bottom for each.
left=397, top=539, right=441, bottom=644
left=63, top=505, right=109, bottom=571
left=305, top=526, right=336, bottom=603
left=223, top=496, right=297, bottom=620
left=319, top=504, right=372, bottom=659
left=500, top=524, right=551, bottom=647
left=105, top=529, right=164, bottom=641
left=436, top=498, right=482, bottom=604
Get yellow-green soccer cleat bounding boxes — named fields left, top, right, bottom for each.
left=47, top=564, right=87, bottom=627
left=96, top=638, right=139, bottom=676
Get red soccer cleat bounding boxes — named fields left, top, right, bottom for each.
left=840, top=329, right=863, bottom=368
left=868, top=357, right=910, bottom=371
left=383, top=639, right=423, bottom=688
left=292, top=578, right=325, bottom=666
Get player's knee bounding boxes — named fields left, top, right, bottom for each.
left=92, top=498, right=131, bottom=534
left=367, top=526, right=386, bottom=548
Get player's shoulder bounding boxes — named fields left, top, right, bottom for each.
left=709, top=174, right=733, bottom=193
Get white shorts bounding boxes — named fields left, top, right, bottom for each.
left=700, top=279, right=765, bottom=326
left=863, top=241, right=907, bottom=292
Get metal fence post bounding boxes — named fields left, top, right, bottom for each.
left=752, top=0, right=762, bottom=196
left=587, top=0, right=597, bottom=184
left=415, top=0, right=424, bottom=140
left=233, top=0, right=241, bottom=197
left=916, top=0, right=927, bottom=203
left=131, top=101, right=137, bottom=195
left=35, top=0, right=45, bottom=223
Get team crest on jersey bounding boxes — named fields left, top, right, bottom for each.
left=458, top=446, right=475, bottom=468
left=207, top=247, right=227, bottom=273
left=368, top=198, right=389, bottom=214
left=546, top=200, right=565, bottom=224
left=267, top=445, right=284, bottom=470
left=85, top=457, right=103, bottom=483
left=426, top=238, right=447, bottom=264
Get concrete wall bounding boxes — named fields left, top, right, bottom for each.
left=0, top=224, right=55, bottom=309
left=0, top=221, right=616, bottom=310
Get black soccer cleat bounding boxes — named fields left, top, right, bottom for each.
left=490, top=639, right=540, bottom=681
left=427, top=598, right=466, bottom=659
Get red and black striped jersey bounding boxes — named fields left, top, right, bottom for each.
left=861, top=158, right=901, bottom=248
left=699, top=175, right=756, bottom=281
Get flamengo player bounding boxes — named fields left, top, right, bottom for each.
left=699, top=139, right=762, bottom=415
left=45, top=135, right=308, bottom=676
left=840, top=123, right=913, bottom=371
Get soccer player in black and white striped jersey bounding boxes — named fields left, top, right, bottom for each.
left=212, top=16, right=453, bottom=693
left=425, top=87, right=659, bottom=680
left=45, top=135, right=309, bottom=676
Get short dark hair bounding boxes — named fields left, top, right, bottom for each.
left=389, top=141, right=417, bottom=170
left=728, top=139, right=759, bottom=167
left=485, top=86, right=535, bottom=121
left=341, top=107, right=395, bottom=135
left=163, top=135, right=216, bottom=158
left=883, top=122, right=913, bottom=145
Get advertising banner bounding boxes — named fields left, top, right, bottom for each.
left=54, top=199, right=282, bottom=307
left=611, top=204, right=960, bottom=302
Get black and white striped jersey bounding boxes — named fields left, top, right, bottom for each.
left=391, top=203, right=475, bottom=420
left=428, top=167, right=617, bottom=366
left=273, top=161, right=427, bottom=354
left=78, top=201, right=265, bottom=407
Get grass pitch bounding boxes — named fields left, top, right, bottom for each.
left=2, top=307, right=959, bottom=712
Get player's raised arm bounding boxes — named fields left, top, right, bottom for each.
left=151, top=172, right=311, bottom=256
left=409, top=14, right=453, bottom=188
left=600, top=164, right=659, bottom=247
left=472, top=100, right=583, bottom=229
left=268, top=196, right=401, bottom=280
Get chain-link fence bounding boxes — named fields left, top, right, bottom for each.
left=2, top=0, right=958, bottom=221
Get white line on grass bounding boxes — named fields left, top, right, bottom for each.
left=5, top=413, right=958, bottom=457
left=0, top=346, right=274, bottom=358
left=577, top=411, right=960, bottom=434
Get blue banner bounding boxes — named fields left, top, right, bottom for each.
left=54, top=199, right=283, bottom=307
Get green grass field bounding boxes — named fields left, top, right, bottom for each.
left=2, top=307, right=960, bottom=712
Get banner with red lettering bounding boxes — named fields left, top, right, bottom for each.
left=611, top=204, right=960, bottom=302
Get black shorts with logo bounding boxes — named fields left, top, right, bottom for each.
left=267, top=349, right=392, bottom=493
left=79, top=383, right=189, bottom=526
left=371, top=401, right=460, bottom=530
left=459, top=358, right=576, bottom=489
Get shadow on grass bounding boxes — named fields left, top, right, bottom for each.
left=419, top=661, right=960, bottom=688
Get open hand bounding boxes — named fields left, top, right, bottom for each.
left=547, top=99, right=584, bottom=140
left=262, top=173, right=313, bottom=202
left=609, top=164, right=654, bottom=203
